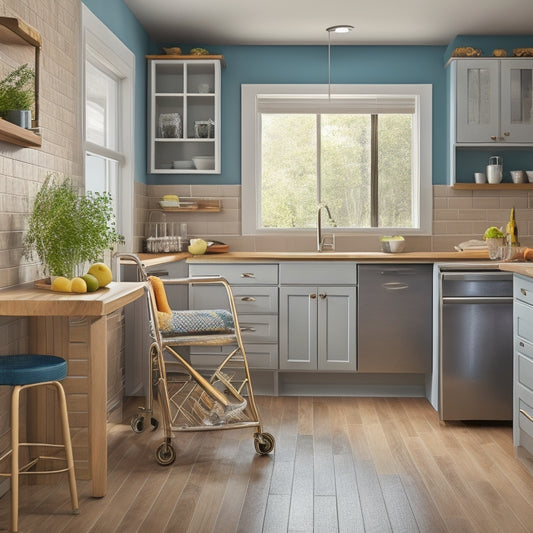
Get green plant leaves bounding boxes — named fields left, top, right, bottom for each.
left=23, top=173, right=124, bottom=278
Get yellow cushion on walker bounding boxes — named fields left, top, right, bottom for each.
left=157, top=311, right=172, bottom=330
left=149, top=276, right=172, bottom=314
left=160, top=309, right=234, bottom=337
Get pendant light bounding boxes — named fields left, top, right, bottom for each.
left=327, top=25, right=354, bottom=99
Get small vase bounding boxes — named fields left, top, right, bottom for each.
left=6, top=109, right=32, bottom=129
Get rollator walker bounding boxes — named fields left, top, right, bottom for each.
left=117, top=253, right=275, bottom=465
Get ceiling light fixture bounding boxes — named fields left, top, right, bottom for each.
left=327, top=25, right=354, bottom=99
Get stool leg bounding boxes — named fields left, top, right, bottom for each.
left=53, top=382, right=79, bottom=513
left=10, top=386, right=21, bottom=532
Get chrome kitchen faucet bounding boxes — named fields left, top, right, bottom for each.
left=317, top=203, right=334, bottom=252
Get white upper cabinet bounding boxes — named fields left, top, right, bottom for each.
left=147, top=57, right=222, bottom=174
left=453, top=58, right=533, bottom=144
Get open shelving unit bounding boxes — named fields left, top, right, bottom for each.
left=0, top=17, right=41, bottom=148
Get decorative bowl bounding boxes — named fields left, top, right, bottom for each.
left=172, top=160, right=194, bottom=169
left=526, top=171, right=533, bottom=183
left=192, top=156, right=215, bottom=170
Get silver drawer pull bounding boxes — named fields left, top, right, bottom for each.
left=520, top=408, right=533, bottom=423
left=241, top=327, right=256, bottom=332
left=240, top=297, right=256, bottom=302
left=521, top=288, right=528, bottom=296
left=241, top=272, right=255, bottom=278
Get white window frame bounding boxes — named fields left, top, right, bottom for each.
left=241, top=84, right=433, bottom=235
left=81, top=5, right=135, bottom=251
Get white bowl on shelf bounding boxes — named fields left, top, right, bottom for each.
left=172, top=160, right=194, bottom=169
left=192, top=156, right=215, bottom=170
left=526, top=171, right=533, bottom=183
left=159, top=200, right=180, bottom=208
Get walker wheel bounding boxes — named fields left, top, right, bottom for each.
left=130, top=414, right=144, bottom=433
left=254, top=432, right=275, bottom=455
left=155, top=442, right=176, bottom=466
left=151, top=417, right=159, bottom=431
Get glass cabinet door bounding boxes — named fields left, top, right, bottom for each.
left=456, top=59, right=500, bottom=143
left=500, top=59, right=533, bottom=143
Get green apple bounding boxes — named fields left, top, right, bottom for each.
left=188, top=238, right=208, bottom=255
left=81, top=273, right=99, bottom=292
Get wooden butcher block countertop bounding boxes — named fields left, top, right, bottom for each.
left=499, top=262, right=533, bottom=278
left=0, top=281, right=146, bottom=317
left=131, top=250, right=491, bottom=265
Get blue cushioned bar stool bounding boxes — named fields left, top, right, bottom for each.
left=0, top=355, right=79, bottom=532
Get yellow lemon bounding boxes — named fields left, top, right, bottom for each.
left=87, top=262, right=113, bottom=287
left=51, top=276, right=72, bottom=293
left=81, top=273, right=99, bottom=292
left=71, top=277, right=87, bottom=293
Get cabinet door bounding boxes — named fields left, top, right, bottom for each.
left=456, top=59, right=500, bottom=143
left=317, top=286, right=357, bottom=371
left=500, top=59, right=533, bottom=143
left=279, top=286, right=317, bottom=370
left=149, top=59, right=221, bottom=174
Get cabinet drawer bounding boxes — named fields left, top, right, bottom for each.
left=514, top=275, right=533, bottom=306
left=279, top=261, right=356, bottom=285
left=190, top=343, right=278, bottom=370
left=190, top=285, right=278, bottom=314
left=238, top=314, right=278, bottom=343
left=519, top=398, right=533, bottom=439
left=518, top=352, right=533, bottom=391
left=515, top=300, right=533, bottom=344
left=189, top=263, right=278, bottom=285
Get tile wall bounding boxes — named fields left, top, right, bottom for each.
left=0, top=0, right=82, bottom=458
left=140, top=184, right=533, bottom=253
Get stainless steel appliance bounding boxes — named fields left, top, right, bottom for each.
left=358, top=264, right=432, bottom=372
left=439, top=269, right=513, bottom=421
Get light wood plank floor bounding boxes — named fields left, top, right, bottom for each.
left=1, top=396, right=532, bottom=532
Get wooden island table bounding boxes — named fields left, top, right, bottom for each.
left=0, top=281, right=146, bottom=497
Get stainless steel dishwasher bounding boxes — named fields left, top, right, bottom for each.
left=358, top=264, right=433, bottom=373
left=439, top=270, right=513, bottom=421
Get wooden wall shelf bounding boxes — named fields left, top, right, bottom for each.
left=0, top=17, right=41, bottom=148
left=0, top=118, right=41, bottom=147
left=452, top=183, right=533, bottom=190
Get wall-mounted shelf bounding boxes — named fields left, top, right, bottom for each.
left=0, top=17, right=41, bottom=148
left=158, top=198, right=221, bottom=212
left=452, top=183, right=533, bottom=190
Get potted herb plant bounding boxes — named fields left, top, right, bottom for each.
left=23, top=172, right=124, bottom=279
left=0, top=63, right=35, bottom=128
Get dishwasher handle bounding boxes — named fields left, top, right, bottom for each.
left=442, top=296, right=513, bottom=304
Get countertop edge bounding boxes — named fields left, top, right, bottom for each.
left=127, top=250, right=491, bottom=265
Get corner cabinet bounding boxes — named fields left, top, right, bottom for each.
left=146, top=55, right=224, bottom=174
left=447, top=57, right=533, bottom=186
left=278, top=262, right=357, bottom=372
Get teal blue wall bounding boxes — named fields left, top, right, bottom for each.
left=78, top=2, right=533, bottom=186
left=154, top=44, right=447, bottom=185
left=82, top=0, right=158, bottom=185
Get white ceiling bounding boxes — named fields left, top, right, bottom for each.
left=123, top=0, right=533, bottom=46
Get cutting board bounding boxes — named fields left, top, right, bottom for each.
left=206, top=243, right=229, bottom=254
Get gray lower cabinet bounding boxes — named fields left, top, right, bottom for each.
left=188, top=263, right=279, bottom=370
left=279, top=285, right=357, bottom=371
left=278, top=262, right=357, bottom=372
left=513, top=274, right=533, bottom=457
left=122, top=259, right=189, bottom=396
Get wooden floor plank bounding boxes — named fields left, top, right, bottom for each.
left=379, top=474, right=419, bottom=533
left=333, top=454, right=365, bottom=533
left=287, top=434, right=314, bottom=533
